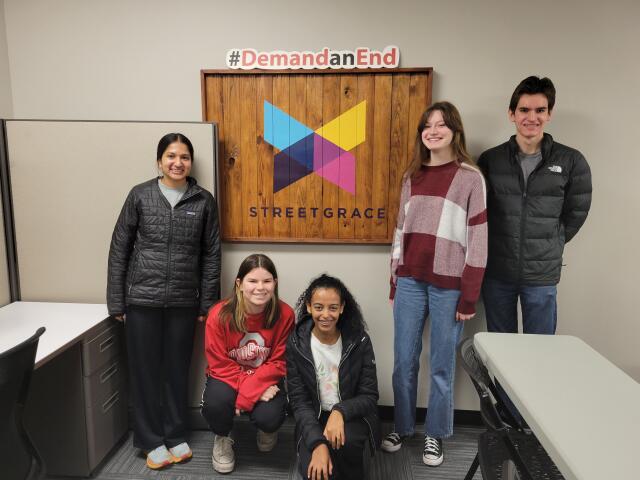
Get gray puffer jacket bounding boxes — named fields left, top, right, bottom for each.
left=107, top=177, right=221, bottom=315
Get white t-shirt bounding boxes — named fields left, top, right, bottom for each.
left=310, top=333, right=342, bottom=411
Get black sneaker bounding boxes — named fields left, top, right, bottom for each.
left=422, top=436, right=443, bottom=466
left=381, top=432, right=403, bottom=452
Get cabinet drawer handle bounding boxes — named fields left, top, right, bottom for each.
left=100, top=363, right=118, bottom=383
left=102, top=391, right=120, bottom=413
left=99, top=335, right=115, bottom=352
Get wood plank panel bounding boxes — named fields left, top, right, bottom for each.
left=388, top=74, right=411, bottom=237
left=222, top=76, right=242, bottom=238
left=289, top=75, right=308, bottom=239
left=256, top=76, right=274, bottom=238
left=305, top=76, right=323, bottom=239
left=240, top=77, right=258, bottom=237
left=272, top=75, right=291, bottom=238
left=406, top=74, right=428, bottom=177
left=202, top=69, right=432, bottom=243
left=319, top=75, right=340, bottom=239
left=204, top=75, right=224, bottom=216
left=371, top=75, right=392, bottom=239
left=354, top=75, right=374, bottom=239
left=337, top=75, right=357, bottom=239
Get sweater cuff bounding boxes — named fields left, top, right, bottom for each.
left=456, top=298, right=476, bottom=316
left=235, top=392, right=255, bottom=412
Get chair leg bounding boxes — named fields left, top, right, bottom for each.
left=464, top=452, right=480, bottom=480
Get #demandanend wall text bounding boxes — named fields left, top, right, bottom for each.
left=226, top=46, right=399, bottom=70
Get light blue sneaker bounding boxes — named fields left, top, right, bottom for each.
left=146, top=445, right=173, bottom=469
left=169, top=442, right=193, bottom=463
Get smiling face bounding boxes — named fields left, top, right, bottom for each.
left=421, top=109, right=454, bottom=154
left=509, top=93, right=552, bottom=142
left=307, top=287, right=344, bottom=338
left=157, top=141, right=192, bottom=187
left=237, top=267, right=276, bottom=314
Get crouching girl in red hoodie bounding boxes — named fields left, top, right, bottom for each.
left=201, top=254, right=295, bottom=474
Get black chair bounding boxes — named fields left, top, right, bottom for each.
left=0, top=327, right=46, bottom=480
left=458, top=337, right=565, bottom=480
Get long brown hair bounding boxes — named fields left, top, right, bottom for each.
left=219, top=254, right=280, bottom=332
left=404, top=101, right=476, bottom=181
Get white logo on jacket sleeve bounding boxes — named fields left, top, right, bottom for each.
left=548, top=165, right=562, bottom=173
left=228, top=332, right=271, bottom=368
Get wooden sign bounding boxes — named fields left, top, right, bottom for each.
left=201, top=68, right=432, bottom=243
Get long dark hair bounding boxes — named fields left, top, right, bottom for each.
left=295, top=274, right=366, bottom=332
left=404, top=101, right=476, bottom=181
left=220, top=254, right=280, bottom=332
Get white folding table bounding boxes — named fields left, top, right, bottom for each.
left=474, top=332, right=640, bottom=480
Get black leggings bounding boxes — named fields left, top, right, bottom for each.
left=201, top=376, right=287, bottom=436
left=297, top=411, right=371, bottom=480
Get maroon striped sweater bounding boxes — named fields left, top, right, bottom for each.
left=390, top=161, right=488, bottom=315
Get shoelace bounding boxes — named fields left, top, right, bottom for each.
left=424, top=437, right=441, bottom=455
left=215, top=436, right=234, bottom=455
left=386, top=432, right=401, bottom=443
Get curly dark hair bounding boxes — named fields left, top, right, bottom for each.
left=295, top=274, right=366, bottom=332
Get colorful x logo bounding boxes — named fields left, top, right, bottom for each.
left=263, top=100, right=366, bottom=194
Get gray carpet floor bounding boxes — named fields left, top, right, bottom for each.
left=73, top=419, right=484, bottom=480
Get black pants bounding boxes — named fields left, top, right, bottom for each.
left=125, top=305, right=197, bottom=450
left=297, top=411, right=371, bottom=480
left=201, top=376, right=287, bottom=435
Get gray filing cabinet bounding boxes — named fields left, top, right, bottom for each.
left=25, top=318, right=128, bottom=476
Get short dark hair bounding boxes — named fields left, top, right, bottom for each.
left=156, top=133, right=194, bottom=161
left=509, top=76, right=556, bottom=113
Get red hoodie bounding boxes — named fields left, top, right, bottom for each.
left=205, top=300, right=295, bottom=411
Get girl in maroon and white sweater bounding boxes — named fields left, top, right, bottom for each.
left=202, top=254, right=294, bottom=474
left=381, top=102, right=487, bottom=467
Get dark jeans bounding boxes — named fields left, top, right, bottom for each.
left=125, top=305, right=197, bottom=450
left=481, top=277, right=558, bottom=335
left=297, top=411, right=371, bottom=480
left=201, top=376, right=287, bottom=436
left=481, top=277, right=557, bottom=424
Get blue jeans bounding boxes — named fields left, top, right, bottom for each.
left=481, top=277, right=557, bottom=334
left=392, top=277, right=464, bottom=439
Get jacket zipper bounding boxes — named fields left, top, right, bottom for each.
left=337, top=340, right=358, bottom=402
left=338, top=336, right=376, bottom=452
left=516, top=147, right=548, bottom=282
left=157, top=181, right=201, bottom=306
left=293, top=338, right=322, bottom=419
left=516, top=150, right=528, bottom=283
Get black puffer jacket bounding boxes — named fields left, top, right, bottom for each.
left=477, top=134, right=591, bottom=285
left=107, top=177, right=221, bottom=315
left=286, top=315, right=381, bottom=455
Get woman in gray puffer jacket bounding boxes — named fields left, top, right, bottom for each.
left=107, top=133, right=220, bottom=469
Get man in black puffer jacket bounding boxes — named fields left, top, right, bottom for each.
left=478, top=76, right=591, bottom=336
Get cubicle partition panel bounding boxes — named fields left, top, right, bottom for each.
left=0, top=119, right=218, bottom=415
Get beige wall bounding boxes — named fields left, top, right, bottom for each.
left=0, top=0, right=12, bottom=306
left=3, top=0, right=640, bottom=409
left=0, top=0, right=11, bottom=117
